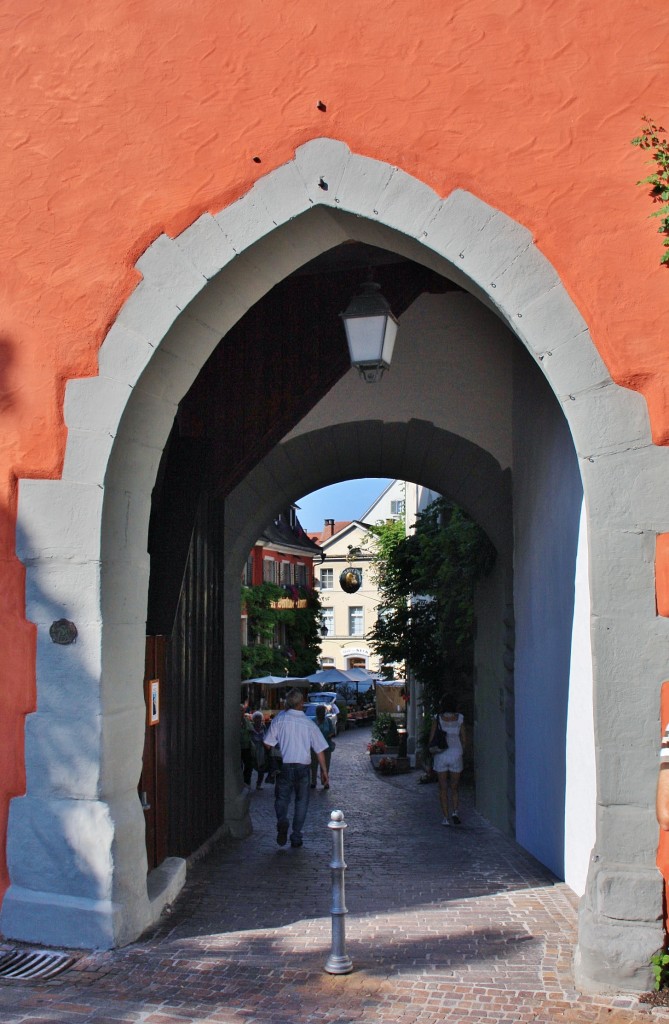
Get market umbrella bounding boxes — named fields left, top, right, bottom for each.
left=341, top=665, right=376, bottom=696
left=344, top=667, right=374, bottom=681
left=241, top=675, right=310, bottom=688
left=305, top=668, right=354, bottom=686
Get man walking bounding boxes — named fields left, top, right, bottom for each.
left=264, top=688, right=330, bottom=848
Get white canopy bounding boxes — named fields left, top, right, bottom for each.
left=241, top=675, right=310, bottom=688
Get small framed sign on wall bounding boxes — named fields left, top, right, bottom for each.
left=148, top=679, right=160, bottom=726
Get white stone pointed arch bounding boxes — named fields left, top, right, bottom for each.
left=4, top=138, right=669, bottom=990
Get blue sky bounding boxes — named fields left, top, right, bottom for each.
left=295, top=478, right=392, bottom=532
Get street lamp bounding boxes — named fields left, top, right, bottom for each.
left=340, top=280, right=399, bottom=384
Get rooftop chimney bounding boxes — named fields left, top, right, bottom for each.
left=325, top=518, right=335, bottom=537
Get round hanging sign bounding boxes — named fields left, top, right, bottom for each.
left=339, top=568, right=362, bottom=594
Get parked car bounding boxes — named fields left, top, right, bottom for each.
left=308, top=691, right=339, bottom=705
left=305, top=692, right=340, bottom=733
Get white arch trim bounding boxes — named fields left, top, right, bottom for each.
left=6, top=138, right=669, bottom=990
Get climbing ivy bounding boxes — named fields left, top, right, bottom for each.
left=241, top=582, right=322, bottom=678
left=632, top=116, right=669, bottom=266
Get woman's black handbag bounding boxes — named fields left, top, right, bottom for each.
left=428, top=720, right=448, bottom=755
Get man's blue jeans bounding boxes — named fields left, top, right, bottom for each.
left=275, top=763, right=311, bottom=844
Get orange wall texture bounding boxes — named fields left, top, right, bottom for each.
left=0, top=0, right=668, bottom=900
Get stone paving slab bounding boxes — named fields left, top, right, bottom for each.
left=0, top=725, right=667, bottom=1023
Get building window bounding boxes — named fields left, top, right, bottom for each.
left=241, top=616, right=248, bottom=646
left=321, top=657, right=335, bottom=668
left=295, top=562, right=307, bottom=587
left=263, top=558, right=277, bottom=583
left=242, top=555, right=253, bottom=585
left=321, top=608, right=334, bottom=636
left=391, top=500, right=405, bottom=517
left=281, top=561, right=292, bottom=585
left=349, top=606, right=364, bottom=637
left=320, top=568, right=334, bottom=590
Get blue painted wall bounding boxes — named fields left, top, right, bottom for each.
left=512, top=352, right=583, bottom=877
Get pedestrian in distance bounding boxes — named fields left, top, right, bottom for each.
left=311, top=703, right=335, bottom=790
left=264, top=688, right=329, bottom=848
left=249, top=710, right=268, bottom=790
left=240, top=705, right=254, bottom=787
left=428, top=695, right=466, bottom=826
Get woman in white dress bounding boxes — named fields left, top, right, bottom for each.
left=428, top=698, right=466, bottom=826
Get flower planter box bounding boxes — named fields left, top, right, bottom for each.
left=377, top=755, right=400, bottom=775
left=370, top=753, right=411, bottom=775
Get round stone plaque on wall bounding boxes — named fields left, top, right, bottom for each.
left=49, top=619, right=78, bottom=645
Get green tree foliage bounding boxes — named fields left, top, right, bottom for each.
left=365, top=514, right=407, bottom=596
left=241, top=583, right=322, bottom=678
left=367, top=498, right=496, bottom=714
left=632, top=117, right=669, bottom=266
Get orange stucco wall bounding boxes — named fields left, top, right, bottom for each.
left=657, top=536, right=669, bottom=617
left=0, top=0, right=668, bottom=902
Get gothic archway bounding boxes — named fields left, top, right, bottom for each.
left=4, top=139, right=666, bottom=990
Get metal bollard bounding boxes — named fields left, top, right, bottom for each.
left=325, top=809, right=353, bottom=974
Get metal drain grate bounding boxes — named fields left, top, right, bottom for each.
left=0, top=948, right=75, bottom=981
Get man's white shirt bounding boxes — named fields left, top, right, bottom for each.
left=264, top=709, right=329, bottom=764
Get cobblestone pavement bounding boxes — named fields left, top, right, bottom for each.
left=0, top=725, right=667, bottom=1023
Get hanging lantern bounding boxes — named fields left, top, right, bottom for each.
left=340, top=281, right=399, bottom=384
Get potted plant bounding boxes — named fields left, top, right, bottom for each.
left=372, top=712, right=400, bottom=754
left=367, top=739, right=386, bottom=768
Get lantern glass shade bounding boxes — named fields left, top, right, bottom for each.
left=340, top=282, right=399, bottom=383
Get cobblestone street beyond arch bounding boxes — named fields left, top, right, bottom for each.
left=0, top=727, right=663, bottom=1023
